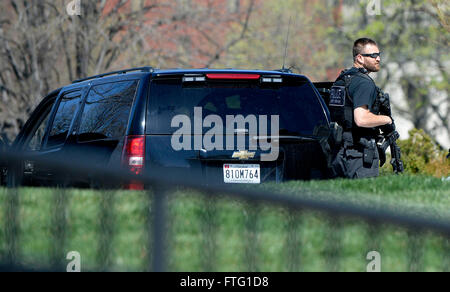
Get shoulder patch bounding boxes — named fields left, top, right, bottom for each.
left=329, top=86, right=346, bottom=107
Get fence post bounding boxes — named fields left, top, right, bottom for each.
left=325, top=215, right=342, bottom=272
left=4, top=188, right=20, bottom=267
left=285, top=208, right=302, bottom=272
left=50, top=188, right=68, bottom=271
left=97, top=190, right=116, bottom=271
left=200, top=195, right=218, bottom=272
left=444, top=237, right=450, bottom=272
left=407, top=230, right=424, bottom=272
left=152, top=186, right=168, bottom=272
left=244, top=201, right=260, bottom=272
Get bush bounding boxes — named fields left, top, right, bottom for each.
left=381, top=129, right=450, bottom=178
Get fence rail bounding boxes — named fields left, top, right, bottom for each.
left=0, top=150, right=449, bottom=272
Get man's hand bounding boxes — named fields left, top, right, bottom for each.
left=379, top=119, right=395, bottom=134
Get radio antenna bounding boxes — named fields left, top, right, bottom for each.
left=282, top=16, right=292, bottom=72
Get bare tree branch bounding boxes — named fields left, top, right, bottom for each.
left=205, top=0, right=255, bottom=67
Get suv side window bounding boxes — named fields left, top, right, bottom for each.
left=77, top=80, right=138, bottom=142
left=46, top=91, right=82, bottom=148
left=27, top=110, right=52, bottom=151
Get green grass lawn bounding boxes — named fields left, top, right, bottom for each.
left=0, top=175, right=449, bottom=272
left=260, top=174, right=450, bottom=218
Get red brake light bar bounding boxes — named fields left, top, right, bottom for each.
left=206, top=74, right=261, bottom=80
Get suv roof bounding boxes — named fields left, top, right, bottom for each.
left=70, top=67, right=308, bottom=87
left=152, top=68, right=298, bottom=76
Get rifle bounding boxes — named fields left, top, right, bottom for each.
left=372, top=91, right=405, bottom=174
left=377, top=131, right=404, bottom=173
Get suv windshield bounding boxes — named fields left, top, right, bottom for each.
left=147, top=77, right=328, bottom=136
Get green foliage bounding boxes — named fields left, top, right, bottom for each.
left=384, top=129, right=450, bottom=177
left=221, top=0, right=346, bottom=81
left=1, top=177, right=449, bottom=271
left=338, top=0, right=449, bottom=143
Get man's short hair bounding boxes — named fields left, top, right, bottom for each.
left=353, top=38, right=378, bottom=59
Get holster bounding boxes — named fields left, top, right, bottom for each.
left=359, top=138, right=377, bottom=165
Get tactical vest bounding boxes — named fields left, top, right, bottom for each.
left=328, top=68, right=380, bottom=146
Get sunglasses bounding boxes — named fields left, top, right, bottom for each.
left=361, top=52, right=381, bottom=59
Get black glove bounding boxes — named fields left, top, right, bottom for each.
left=380, top=119, right=395, bottom=134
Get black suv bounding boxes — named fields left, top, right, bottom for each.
left=3, top=67, right=334, bottom=188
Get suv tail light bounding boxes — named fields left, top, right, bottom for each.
left=122, top=135, right=145, bottom=190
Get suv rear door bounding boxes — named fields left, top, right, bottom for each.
left=68, top=79, right=140, bottom=186
left=146, top=73, right=330, bottom=184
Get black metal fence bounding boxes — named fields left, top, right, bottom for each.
left=0, top=150, right=449, bottom=272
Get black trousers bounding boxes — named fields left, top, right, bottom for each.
left=331, top=145, right=380, bottom=179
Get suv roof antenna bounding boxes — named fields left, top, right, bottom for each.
left=282, top=16, right=292, bottom=73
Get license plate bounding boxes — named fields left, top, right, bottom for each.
left=223, top=164, right=260, bottom=184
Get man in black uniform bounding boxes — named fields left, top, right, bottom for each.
left=330, top=38, right=395, bottom=178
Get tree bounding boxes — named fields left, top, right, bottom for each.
left=0, top=0, right=255, bottom=140
left=220, top=0, right=448, bottom=147
left=337, top=0, right=449, bottom=147
left=219, top=0, right=346, bottom=81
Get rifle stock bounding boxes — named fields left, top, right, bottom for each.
left=374, top=91, right=404, bottom=174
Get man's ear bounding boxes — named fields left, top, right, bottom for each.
left=355, top=54, right=364, bottom=65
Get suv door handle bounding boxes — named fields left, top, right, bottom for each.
left=24, top=160, right=35, bottom=173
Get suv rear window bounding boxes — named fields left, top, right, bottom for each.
left=147, top=77, right=328, bottom=136
left=77, top=80, right=138, bottom=142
